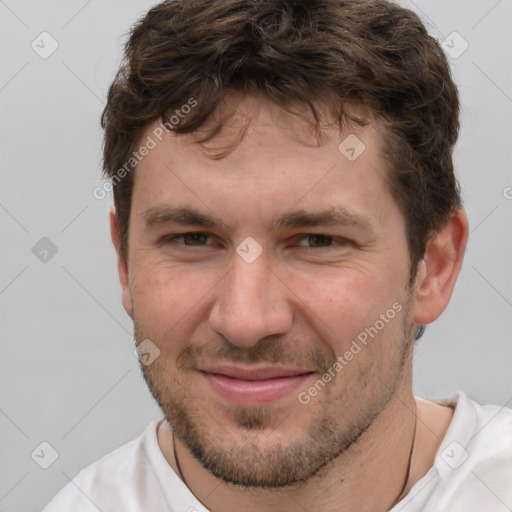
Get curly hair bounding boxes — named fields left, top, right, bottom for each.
left=102, top=0, right=461, bottom=297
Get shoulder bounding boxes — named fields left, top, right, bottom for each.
left=42, top=419, right=167, bottom=512
left=451, top=392, right=512, bottom=465
left=430, top=392, right=512, bottom=510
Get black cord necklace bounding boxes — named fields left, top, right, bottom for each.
left=172, top=402, right=418, bottom=507
left=391, top=400, right=418, bottom=508
left=172, top=429, right=187, bottom=487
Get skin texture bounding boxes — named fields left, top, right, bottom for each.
left=110, top=94, right=468, bottom=512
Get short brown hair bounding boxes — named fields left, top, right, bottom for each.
left=102, top=0, right=461, bottom=285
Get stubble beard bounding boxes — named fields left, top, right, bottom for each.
left=134, top=298, right=415, bottom=488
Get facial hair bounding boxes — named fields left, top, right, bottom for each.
left=134, top=295, right=415, bottom=488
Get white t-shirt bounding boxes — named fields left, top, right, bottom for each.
left=42, top=392, right=512, bottom=512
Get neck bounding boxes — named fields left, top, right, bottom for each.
left=161, top=386, right=427, bottom=512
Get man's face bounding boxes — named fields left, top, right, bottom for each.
left=121, top=95, right=417, bottom=487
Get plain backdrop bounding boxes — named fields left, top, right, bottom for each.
left=0, top=1, right=511, bottom=511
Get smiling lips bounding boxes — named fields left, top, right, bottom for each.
left=199, top=365, right=316, bottom=405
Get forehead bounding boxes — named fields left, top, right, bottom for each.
left=130, top=94, right=400, bottom=232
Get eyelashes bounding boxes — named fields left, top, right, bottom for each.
left=162, top=232, right=350, bottom=251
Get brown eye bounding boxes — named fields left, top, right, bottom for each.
left=164, top=232, right=213, bottom=246
left=181, top=233, right=209, bottom=245
left=306, top=234, right=334, bottom=247
left=292, top=234, right=351, bottom=252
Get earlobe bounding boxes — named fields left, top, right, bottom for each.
left=412, top=208, right=469, bottom=326
left=109, top=207, right=133, bottom=318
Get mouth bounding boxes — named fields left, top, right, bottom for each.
left=198, top=365, right=316, bottom=406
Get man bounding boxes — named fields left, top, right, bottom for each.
left=43, top=0, right=511, bottom=511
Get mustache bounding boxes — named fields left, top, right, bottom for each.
left=175, top=337, right=337, bottom=372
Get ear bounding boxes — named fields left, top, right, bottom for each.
left=110, top=206, right=133, bottom=318
left=412, top=208, right=469, bottom=325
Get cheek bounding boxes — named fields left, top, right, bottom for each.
left=290, top=266, right=405, bottom=350
left=130, top=259, right=217, bottom=334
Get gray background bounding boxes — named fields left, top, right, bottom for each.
left=0, top=1, right=511, bottom=511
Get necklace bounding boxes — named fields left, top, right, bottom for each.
left=172, top=429, right=187, bottom=486
left=391, top=400, right=418, bottom=507
left=172, top=401, right=418, bottom=505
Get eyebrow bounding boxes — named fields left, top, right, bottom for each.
left=273, top=208, right=376, bottom=233
left=143, top=205, right=218, bottom=229
left=142, top=205, right=376, bottom=234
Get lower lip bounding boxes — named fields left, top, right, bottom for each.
left=201, top=372, right=314, bottom=406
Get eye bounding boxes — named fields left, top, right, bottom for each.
left=297, top=234, right=333, bottom=248
left=295, top=234, right=348, bottom=249
left=164, top=232, right=214, bottom=246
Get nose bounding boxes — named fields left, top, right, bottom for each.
left=208, top=251, right=294, bottom=348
